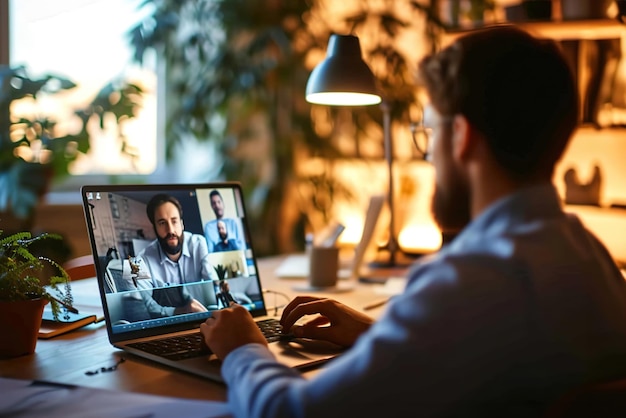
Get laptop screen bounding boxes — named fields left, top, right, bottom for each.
left=81, top=182, right=267, bottom=341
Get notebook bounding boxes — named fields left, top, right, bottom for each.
left=81, top=182, right=342, bottom=383
left=38, top=308, right=102, bottom=339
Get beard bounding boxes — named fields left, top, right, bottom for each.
left=157, top=231, right=184, bottom=255
left=431, top=168, right=471, bottom=238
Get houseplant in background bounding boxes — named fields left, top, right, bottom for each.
left=0, top=230, right=74, bottom=358
left=128, top=0, right=445, bottom=256
left=0, top=65, right=143, bottom=235
left=128, top=0, right=344, bottom=256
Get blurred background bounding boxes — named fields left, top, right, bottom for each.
left=2, top=0, right=626, bottom=267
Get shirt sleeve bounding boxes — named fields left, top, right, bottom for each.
left=218, top=256, right=534, bottom=418
left=230, top=218, right=246, bottom=250
left=221, top=344, right=306, bottom=418
left=219, top=264, right=456, bottom=418
left=191, top=233, right=217, bottom=281
left=204, top=221, right=216, bottom=252
left=135, top=249, right=177, bottom=318
left=139, top=289, right=177, bottom=317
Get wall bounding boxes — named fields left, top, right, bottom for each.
left=32, top=204, right=92, bottom=259
left=555, top=127, right=626, bottom=262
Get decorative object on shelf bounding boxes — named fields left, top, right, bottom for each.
left=560, top=0, right=613, bottom=20
left=0, top=230, right=74, bottom=358
left=440, top=0, right=463, bottom=28
left=466, top=0, right=496, bottom=27
left=564, top=164, right=603, bottom=206
left=505, top=0, right=553, bottom=22
left=617, top=0, right=626, bottom=23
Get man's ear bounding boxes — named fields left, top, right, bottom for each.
left=451, top=114, right=472, bottom=163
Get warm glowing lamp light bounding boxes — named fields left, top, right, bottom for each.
left=306, top=34, right=382, bottom=106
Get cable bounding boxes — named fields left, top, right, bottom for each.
left=262, top=289, right=291, bottom=316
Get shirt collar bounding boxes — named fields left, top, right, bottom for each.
left=446, top=183, right=564, bottom=251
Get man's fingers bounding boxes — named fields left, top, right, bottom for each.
left=280, top=299, right=337, bottom=332
left=304, top=316, right=330, bottom=328
left=281, top=296, right=323, bottom=323
left=292, top=324, right=331, bottom=340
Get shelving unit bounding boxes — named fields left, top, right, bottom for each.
left=443, top=19, right=626, bottom=126
left=513, top=18, right=624, bottom=40
left=442, top=19, right=624, bottom=43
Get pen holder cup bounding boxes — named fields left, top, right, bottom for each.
left=308, top=246, right=340, bottom=288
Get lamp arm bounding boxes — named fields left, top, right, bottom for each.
left=381, top=100, right=398, bottom=265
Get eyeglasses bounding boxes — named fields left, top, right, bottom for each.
left=409, top=115, right=454, bottom=161
left=409, top=121, right=431, bottom=161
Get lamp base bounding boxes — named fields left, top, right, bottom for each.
left=356, top=249, right=417, bottom=284
left=368, top=245, right=426, bottom=268
left=370, top=229, right=457, bottom=270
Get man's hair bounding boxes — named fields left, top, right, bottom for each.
left=417, top=26, right=578, bottom=180
left=209, top=190, right=223, bottom=201
left=146, top=193, right=183, bottom=225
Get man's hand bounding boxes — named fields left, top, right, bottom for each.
left=201, top=304, right=267, bottom=360
left=174, top=298, right=208, bottom=315
left=280, top=296, right=374, bottom=348
left=189, top=298, right=208, bottom=312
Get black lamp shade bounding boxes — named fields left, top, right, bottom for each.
left=306, top=34, right=382, bottom=106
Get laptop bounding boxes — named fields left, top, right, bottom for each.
left=81, top=182, right=342, bottom=383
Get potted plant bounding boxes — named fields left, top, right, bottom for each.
left=214, top=264, right=229, bottom=281
left=0, top=229, right=74, bottom=358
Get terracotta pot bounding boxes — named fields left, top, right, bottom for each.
left=0, top=298, right=47, bottom=358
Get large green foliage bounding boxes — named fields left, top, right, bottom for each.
left=129, top=0, right=349, bottom=254
left=127, top=0, right=443, bottom=254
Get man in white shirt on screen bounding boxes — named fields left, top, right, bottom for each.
left=136, top=193, right=216, bottom=318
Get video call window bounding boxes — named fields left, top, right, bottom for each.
left=85, top=186, right=263, bottom=332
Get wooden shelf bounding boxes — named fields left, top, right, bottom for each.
left=515, top=19, right=625, bottom=40
left=443, top=19, right=625, bottom=44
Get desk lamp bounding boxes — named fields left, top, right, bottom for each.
left=305, top=33, right=401, bottom=266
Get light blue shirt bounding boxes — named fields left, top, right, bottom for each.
left=137, top=231, right=216, bottom=317
left=220, top=184, right=626, bottom=417
left=204, top=218, right=245, bottom=253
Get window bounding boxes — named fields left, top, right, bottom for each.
left=9, top=0, right=160, bottom=189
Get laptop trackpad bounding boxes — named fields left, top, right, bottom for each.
left=270, top=338, right=343, bottom=366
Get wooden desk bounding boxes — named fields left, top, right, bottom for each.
left=0, top=256, right=395, bottom=402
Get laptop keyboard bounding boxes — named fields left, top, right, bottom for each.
left=128, top=318, right=285, bottom=361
